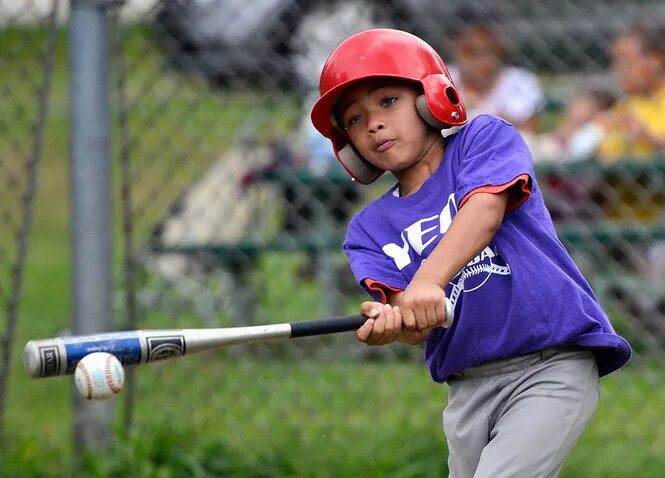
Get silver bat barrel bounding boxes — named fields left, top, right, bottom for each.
left=24, top=325, right=293, bottom=379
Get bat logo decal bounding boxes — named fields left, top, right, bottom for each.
left=39, top=346, right=61, bottom=377
left=146, top=336, right=186, bottom=361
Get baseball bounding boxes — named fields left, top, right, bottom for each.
left=74, top=352, right=125, bottom=400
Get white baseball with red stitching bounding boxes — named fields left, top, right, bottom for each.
left=74, top=352, right=125, bottom=400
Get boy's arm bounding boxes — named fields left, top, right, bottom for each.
left=400, top=190, right=511, bottom=331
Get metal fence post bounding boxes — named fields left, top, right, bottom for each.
left=69, top=0, right=115, bottom=455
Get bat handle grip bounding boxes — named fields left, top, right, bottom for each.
left=290, top=315, right=367, bottom=338
left=289, top=298, right=455, bottom=338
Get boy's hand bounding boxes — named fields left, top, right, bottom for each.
left=356, top=301, right=432, bottom=346
left=399, top=276, right=447, bottom=331
left=356, top=302, right=403, bottom=346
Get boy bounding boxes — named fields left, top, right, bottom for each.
left=310, top=29, right=631, bottom=477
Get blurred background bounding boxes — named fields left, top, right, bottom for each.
left=2, top=0, right=665, bottom=476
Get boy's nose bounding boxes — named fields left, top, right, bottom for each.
left=368, top=120, right=385, bottom=134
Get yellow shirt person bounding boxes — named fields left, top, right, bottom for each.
left=593, top=22, right=665, bottom=221
left=597, top=86, right=665, bottom=161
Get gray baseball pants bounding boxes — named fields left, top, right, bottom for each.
left=443, top=346, right=600, bottom=478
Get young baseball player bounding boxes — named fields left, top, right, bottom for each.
left=310, top=29, right=632, bottom=477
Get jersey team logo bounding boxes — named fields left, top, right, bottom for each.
left=453, top=246, right=511, bottom=293
left=448, top=245, right=511, bottom=310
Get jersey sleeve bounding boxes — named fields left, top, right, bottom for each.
left=343, top=214, right=409, bottom=301
left=363, top=279, right=403, bottom=304
left=455, top=116, right=534, bottom=211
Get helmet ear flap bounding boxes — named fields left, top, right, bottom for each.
left=337, top=144, right=384, bottom=184
left=416, top=95, right=447, bottom=130
left=418, top=75, right=467, bottom=129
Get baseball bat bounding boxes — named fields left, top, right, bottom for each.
left=24, top=299, right=454, bottom=379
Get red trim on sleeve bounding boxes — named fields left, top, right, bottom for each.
left=459, top=174, right=532, bottom=211
left=363, top=279, right=403, bottom=304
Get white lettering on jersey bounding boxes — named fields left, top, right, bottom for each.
left=382, top=232, right=411, bottom=270
left=467, top=246, right=496, bottom=266
left=406, top=215, right=439, bottom=254
left=381, top=193, right=457, bottom=270
left=439, top=193, right=455, bottom=233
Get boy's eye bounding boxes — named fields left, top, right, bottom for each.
left=382, top=96, right=398, bottom=107
left=346, top=114, right=362, bottom=128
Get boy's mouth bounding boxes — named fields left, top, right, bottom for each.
left=375, top=139, right=396, bottom=152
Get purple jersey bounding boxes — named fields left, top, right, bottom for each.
left=344, top=115, right=631, bottom=382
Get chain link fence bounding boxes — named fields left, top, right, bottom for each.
left=0, top=0, right=57, bottom=442
left=3, top=0, right=665, bottom=476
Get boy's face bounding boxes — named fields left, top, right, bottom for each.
left=336, top=79, right=442, bottom=175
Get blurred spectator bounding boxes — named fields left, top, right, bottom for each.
left=445, top=6, right=545, bottom=135
left=240, top=1, right=375, bottom=235
left=593, top=20, right=665, bottom=161
left=581, top=20, right=665, bottom=224
left=240, top=138, right=361, bottom=234
left=555, top=88, right=618, bottom=149
left=587, top=21, right=665, bottom=305
left=532, top=85, right=618, bottom=162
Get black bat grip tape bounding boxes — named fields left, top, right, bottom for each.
left=290, top=315, right=368, bottom=338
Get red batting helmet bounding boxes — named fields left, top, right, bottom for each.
left=310, top=28, right=467, bottom=184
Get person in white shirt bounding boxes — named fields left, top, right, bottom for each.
left=446, top=12, right=544, bottom=135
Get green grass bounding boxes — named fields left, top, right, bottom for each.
left=2, top=25, right=665, bottom=478
left=6, top=351, right=665, bottom=476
